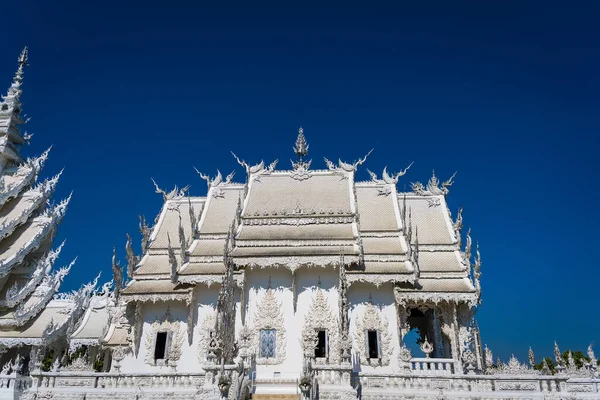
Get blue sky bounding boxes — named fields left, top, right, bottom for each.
left=1, top=1, right=598, bottom=362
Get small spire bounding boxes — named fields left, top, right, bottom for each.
left=3, top=47, right=28, bottom=107
left=293, top=126, right=309, bottom=161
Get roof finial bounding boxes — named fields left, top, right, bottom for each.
left=293, top=126, right=309, bottom=161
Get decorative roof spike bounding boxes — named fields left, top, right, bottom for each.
left=554, top=341, right=563, bottom=366
left=224, top=170, right=235, bottom=184
left=111, top=247, right=123, bottom=299
left=195, top=168, right=222, bottom=189
left=464, top=228, right=472, bottom=262
left=474, top=243, right=481, bottom=278
left=151, top=178, right=188, bottom=201
left=528, top=347, right=535, bottom=368
left=293, top=126, right=309, bottom=160
left=231, top=151, right=266, bottom=175
left=401, top=192, right=407, bottom=227
left=125, top=234, right=138, bottom=280
left=413, top=226, right=420, bottom=278
left=453, top=207, right=463, bottom=247
left=407, top=207, right=413, bottom=244
left=474, top=242, right=482, bottom=297
left=587, top=344, right=597, bottom=364
left=484, top=345, right=493, bottom=367
left=338, top=249, right=349, bottom=339
left=139, top=215, right=151, bottom=251
left=51, top=191, right=72, bottom=221
left=338, top=149, right=373, bottom=172
left=567, top=351, right=575, bottom=368
left=177, top=211, right=188, bottom=264
left=188, top=196, right=197, bottom=237
left=167, top=233, right=178, bottom=284
left=540, top=358, right=552, bottom=375
left=28, top=145, right=52, bottom=176
left=382, top=161, right=413, bottom=185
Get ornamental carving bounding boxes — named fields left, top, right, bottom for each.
left=394, top=288, right=478, bottom=308
left=252, top=287, right=286, bottom=365
left=291, top=160, right=312, bottom=181
left=496, top=355, right=538, bottom=375
left=301, top=288, right=340, bottom=364
left=241, top=255, right=359, bottom=273
left=197, top=308, right=216, bottom=363
left=144, top=308, right=185, bottom=368
left=353, top=302, right=392, bottom=366
left=410, top=171, right=456, bottom=197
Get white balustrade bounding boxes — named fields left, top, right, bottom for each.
left=28, top=371, right=206, bottom=391
left=409, top=357, right=455, bottom=375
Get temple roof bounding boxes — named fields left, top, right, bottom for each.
left=70, top=295, right=111, bottom=348
left=243, top=170, right=353, bottom=216
left=0, top=299, right=71, bottom=346
left=125, top=130, right=480, bottom=304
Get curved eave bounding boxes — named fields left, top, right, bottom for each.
left=0, top=164, right=35, bottom=208
left=346, top=273, right=416, bottom=287
left=234, top=254, right=360, bottom=272
left=0, top=300, right=71, bottom=348
left=0, top=201, right=66, bottom=279
left=0, top=243, right=63, bottom=308
left=69, top=299, right=110, bottom=350
left=0, top=267, right=68, bottom=328
left=102, top=323, right=129, bottom=347
left=0, top=113, right=26, bottom=145
left=0, top=139, right=23, bottom=165
left=394, top=278, right=479, bottom=308
left=0, top=179, right=55, bottom=241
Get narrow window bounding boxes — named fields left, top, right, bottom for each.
left=259, top=329, right=276, bottom=358
left=315, top=330, right=328, bottom=358
left=367, top=330, right=379, bottom=359
left=154, top=331, right=168, bottom=360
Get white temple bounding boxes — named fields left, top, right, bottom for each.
left=0, top=49, right=598, bottom=400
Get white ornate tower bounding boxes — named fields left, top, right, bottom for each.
left=0, top=48, right=90, bottom=369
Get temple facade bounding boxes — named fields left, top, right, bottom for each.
left=0, top=50, right=597, bottom=399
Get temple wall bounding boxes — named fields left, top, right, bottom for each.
left=116, top=274, right=401, bottom=376
left=118, top=285, right=221, bottom=374
left=244, top=266, right=339, bottom=379
left=347, top=282, right=400, bottom=374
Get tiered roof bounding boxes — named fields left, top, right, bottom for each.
left=0, top=48, right=94, bottom=349
left=120, top=128, right=480, bottom=309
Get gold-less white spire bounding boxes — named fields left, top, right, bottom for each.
left=2, top=47, right=28, bottom=108
left=293, top=126, right=309, bottom=161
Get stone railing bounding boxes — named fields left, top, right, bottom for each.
left=409, top=357, right=455, bottom=375
left=0, top=374, right=32, bottom=391
left=31, top=371, right=206, bottom=390
left=0, top=374, right=33, bottom=400
left=356, top=372, right=600, bottom=399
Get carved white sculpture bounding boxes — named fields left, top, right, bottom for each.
left=197, top=309, right=216, bottom=363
